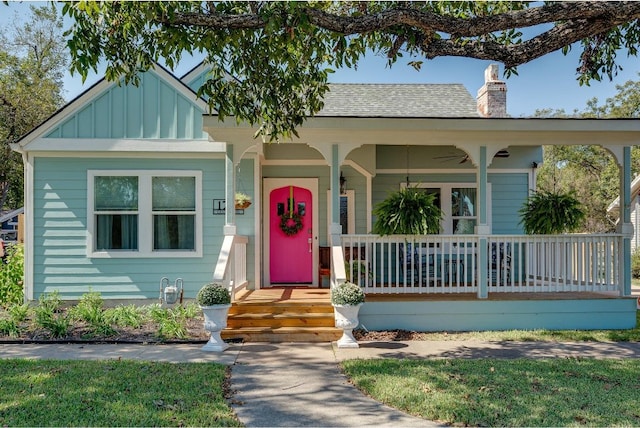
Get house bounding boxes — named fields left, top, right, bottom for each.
left=11, top=62, right=638, bottom=338
left=608, top=174, right=640, bottom=252
left=0, top=207, right=23, bottom=242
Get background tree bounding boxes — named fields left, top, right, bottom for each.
left=534, top=73, right=640, bottom=233
left=0, top=4, right=67, bottom=211
left=62, top=1, right=640, bottom=140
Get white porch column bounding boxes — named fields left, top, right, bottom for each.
left=476, top=146, right=489, bottom=299
left=225, top=143, right=236, bottom=233
left=619, top=146, right=633, bottom=296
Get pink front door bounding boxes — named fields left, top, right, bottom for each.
left=269, top=185, right=313, bottom=283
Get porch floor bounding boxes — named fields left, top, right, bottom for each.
left=237, top=287, right=623, bottom=303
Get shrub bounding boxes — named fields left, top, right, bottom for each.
left=0, top=243, right=24, bottom=307
left=69, top=291, right=116, bottom=337
left=373, top=187, right=442, bottom=235
left=196, top=283, right=231, bottom=306
left=104, top=304, right=145, bottom=328
left=331, top=281, right=365, bottom=306
left=632, top=249, right=640, bottom=278
left=34, top=292, right=70, bottom=338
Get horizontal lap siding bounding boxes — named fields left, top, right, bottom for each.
left=32, top=157, right=236, bottom=300
left=490, top=173, right=528, bottom=234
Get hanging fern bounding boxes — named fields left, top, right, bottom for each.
left=519, top=190, right=586, bottom=234
left=373, top=187, right=442, bottom=235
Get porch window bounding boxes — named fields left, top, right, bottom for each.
left=403, top=183, right=489, bottom=234
left=88, top=170, right=202, bottom=258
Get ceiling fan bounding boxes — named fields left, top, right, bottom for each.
left=434, top=149, right=510, bottom=164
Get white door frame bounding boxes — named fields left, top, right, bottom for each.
left=263, top=178, right=319, bottom=287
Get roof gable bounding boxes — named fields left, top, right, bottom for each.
left=16, top=65, right=209, bottom=148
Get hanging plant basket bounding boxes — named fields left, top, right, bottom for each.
left=234, top=192, right=252, bottom=210
left=235, top=200, right=252, bottom=210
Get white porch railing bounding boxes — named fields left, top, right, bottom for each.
left=340, top=234, right=624, bottom=296
left=213, top=235, right=249, bottom=301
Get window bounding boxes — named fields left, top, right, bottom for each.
left=88, top=171, right=202, bottom=257
left=403, top=183, right=490, bottom=234
left=327, top=190, right=355, bottom=236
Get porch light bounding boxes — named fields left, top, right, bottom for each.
left=340, top=172, right=346, bottom=194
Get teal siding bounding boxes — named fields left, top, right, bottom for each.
left=32, top=156, right=253, bottom=300
left=45, top=70, right=205, bottom=140
left=360, top=298, right=637, bottom=331
left=490, top=173, right=528, bottom=234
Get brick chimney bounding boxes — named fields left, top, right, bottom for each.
left=477, top=64, right=507, bottom=117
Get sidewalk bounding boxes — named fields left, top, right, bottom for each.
left=2, top=340, right=640, bottom=427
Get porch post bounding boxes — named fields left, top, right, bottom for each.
left=477, top=146, right=489, bottom=299
left=330, top=144, right=346, bottom=286
left=225, top=143, right=236, bottom=234
left=619, top=146, right=632, bottom=296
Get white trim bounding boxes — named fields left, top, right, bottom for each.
left=377, top=168, right=532, bottom=174
left=27, top=151, right=225, bottom=160
left=24, top=138, right=225, bottom=153
left=87, top=170, right=203, bottom=258
left=263, top=178, right=319, bottom=286
left=253, top=154, right=262, bottom=289
left=24, top=153, right=34, bottom=301
left=402, top=182, right=492, bottom=234
left=261, top=159, right=327, bottom=166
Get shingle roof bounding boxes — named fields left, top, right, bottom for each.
left=317, top=83, right=479, bottom=117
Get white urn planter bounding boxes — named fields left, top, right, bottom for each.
left=201, top=304, right=231, bottom=352
left=333, top=303, right=362, bottom=348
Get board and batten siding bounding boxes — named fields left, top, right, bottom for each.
left=45, top=71, right=206, bottom=140
left=32, top=157, right=238, bottom=300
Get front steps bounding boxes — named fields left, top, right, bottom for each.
left=222, top=299, right=342, bottom=343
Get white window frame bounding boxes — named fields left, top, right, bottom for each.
left=402, top=182, right=491, bottom=234
left=87, top=170, right=202, bottom=258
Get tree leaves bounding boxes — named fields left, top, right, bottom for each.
left=61, top=1, right=640, bottom=141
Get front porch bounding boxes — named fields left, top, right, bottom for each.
left=220, top=287, right=636, bottom=342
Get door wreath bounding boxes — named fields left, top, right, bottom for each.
left=280, top=212, right=304, bottom=236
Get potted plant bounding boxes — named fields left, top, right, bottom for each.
left=519, top=189, right=585, bottom=234
left=331, top=281, right=365, bottom=348
left=373, top=187, right=442, bottom=235
left=196, top=283, right=232, bottom=352
left=234, top=192, right=252, bottom=209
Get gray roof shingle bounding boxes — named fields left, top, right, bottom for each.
left=318, top=83, right=479, bottom=117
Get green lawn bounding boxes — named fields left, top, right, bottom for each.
left=342, top=358, right=640, bottom=427
left=0, top=360, right=242, bottom=427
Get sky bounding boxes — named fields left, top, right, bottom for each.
left=2, top=1, right=639, bottom=117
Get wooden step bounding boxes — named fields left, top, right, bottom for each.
left=228, top=303, right=334, bottom=315
left=227, top=311, right=335, bottom=328
left=223, top=292, right=340, bottom=342
left=221, top=326, right=342, bottom=343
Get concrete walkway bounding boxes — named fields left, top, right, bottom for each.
left=2, top=340, right=640, bottom=427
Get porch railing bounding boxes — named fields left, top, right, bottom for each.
left=213, top=235, right=249, bottom=301
left=340, top=234, right=624, bottom=295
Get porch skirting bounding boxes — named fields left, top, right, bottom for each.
left=358, top=297, right=637, bottom=332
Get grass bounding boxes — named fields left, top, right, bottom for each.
left=342, top=358, right=640, bottom=427
left=0, top=359, right=241, bottom=427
